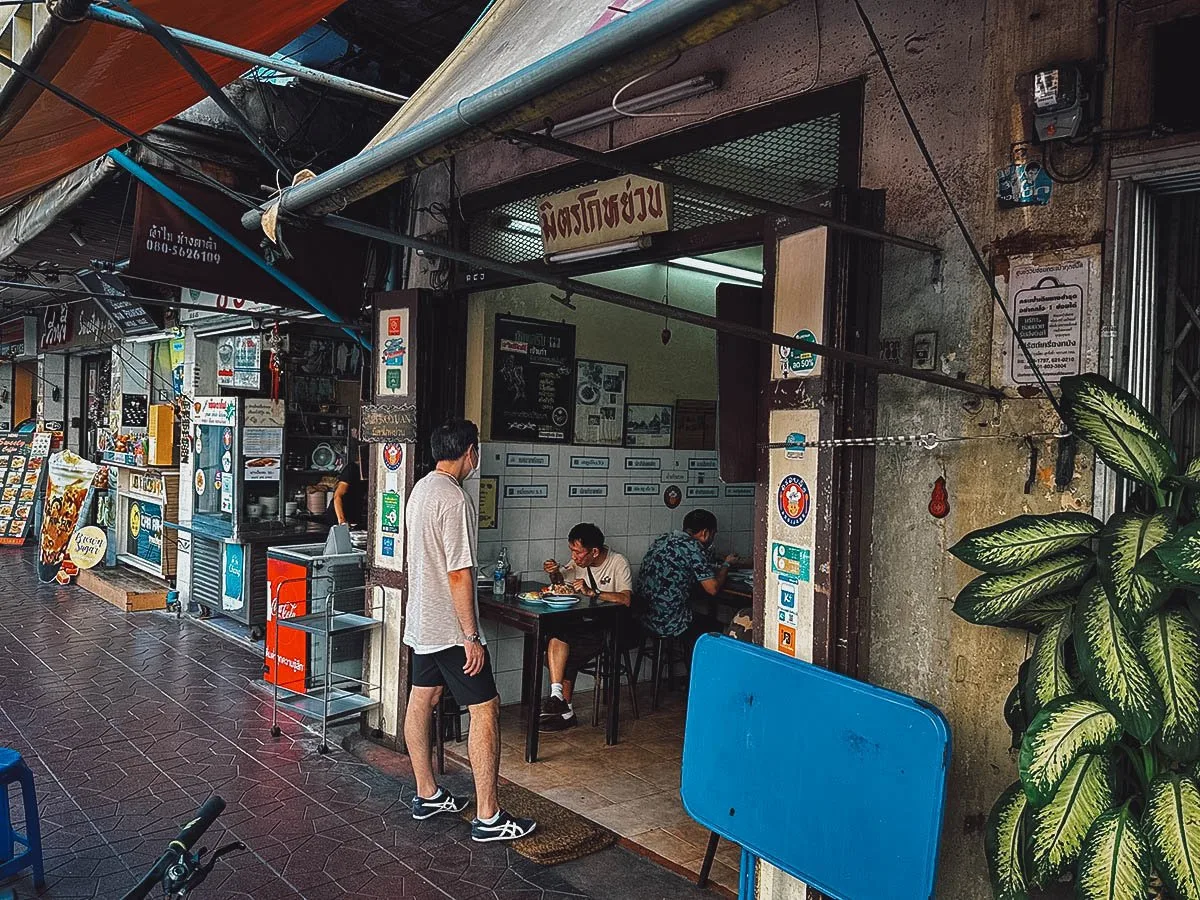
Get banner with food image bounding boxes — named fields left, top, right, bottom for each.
left=39, top=451, right=100, bottom=583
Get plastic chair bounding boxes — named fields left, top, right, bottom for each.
left=0, top=748, right=45, bottom=890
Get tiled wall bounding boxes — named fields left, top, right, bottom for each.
left=476, top=441, right=755, bottom=705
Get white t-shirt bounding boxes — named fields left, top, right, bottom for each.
left=403, top=471, right=482, bottom=654
left=560, top=548, right=633, bottom=595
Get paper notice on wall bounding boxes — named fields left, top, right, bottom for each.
left=999, top=250, right=1099, bottom=388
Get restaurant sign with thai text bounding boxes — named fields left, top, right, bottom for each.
left=537, top=175, right=670, bottom=255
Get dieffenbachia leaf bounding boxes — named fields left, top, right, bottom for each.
left=1075, top=804, right=1152, bottom=900
left=953, top=549, right=1094, bottom=626
left=1138, top=609, right=1200, bottom=762
left=950, top=512, right=1102, bottom=574
left=1003, top=594, right=1078, bottom=632
left=1098, top=511, right=1177, bottom=628
left=1144, top=773, right=1200, bottom=900
left=1156, top=521, right=1200, bottom=586
left=1061, top=373, right=1177, bottom=488
left=1022, top=611, right=1075, bottom=719
left=1019, top=698, right=1121, bottom=806
left=985, top=782, right=1030, bottom=900
left=1030, top=752, right=1113, bottom=885
left=1074, top=580, right=1165, bottom=744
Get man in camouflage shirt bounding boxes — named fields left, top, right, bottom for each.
left=634, top=509, right=740, bottom=642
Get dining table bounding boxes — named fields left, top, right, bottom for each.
left=477, top=580, right=623, bottom=763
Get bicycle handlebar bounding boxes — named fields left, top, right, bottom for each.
left=120, top=796, right=226, bottom=900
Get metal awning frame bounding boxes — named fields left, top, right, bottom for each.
left=83, top=4, right=408, bottom=107
left=312, top=213, right=1000, bottom=399
left=505, top=130, right=940, bottom=255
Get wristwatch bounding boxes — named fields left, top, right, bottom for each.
left=464, top=632, right=482, bottom=644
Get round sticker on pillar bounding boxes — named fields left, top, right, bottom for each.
left=223, top=427, right=233, bottom=449
left=68, top=526, right=108, bottom=570
left=779, top=330, right=818, bottom=375
left=664, top=485, right=682, bottom=509
left=383, top=443, right=403, bottom=471
left=194, top=469, right=206, bottom=496
left=777, top=474, right=811, bottom=527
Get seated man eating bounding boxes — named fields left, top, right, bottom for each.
left=540, top=523, right=632, bottom=732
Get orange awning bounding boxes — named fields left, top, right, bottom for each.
left=0, top=0, right=346, bottom=208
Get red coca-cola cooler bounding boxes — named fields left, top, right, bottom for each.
left=265, top=534, right=367, bottom=695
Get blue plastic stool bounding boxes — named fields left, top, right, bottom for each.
left=0, top=748, right=45, bottom=889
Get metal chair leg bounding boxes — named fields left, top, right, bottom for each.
left=434, top=697, right=445, bottom=775
left=623, top=649, right=639, bottom=720
left=591, top=654, right=603, bottom=728
left=652, top=637, right=665, bottom=712
left=697, top=832, right=721, bottom=887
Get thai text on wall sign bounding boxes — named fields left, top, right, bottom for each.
left=537, top=175, right=670, bottom=254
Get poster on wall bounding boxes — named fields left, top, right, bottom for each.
left=216, top=334, right=262, bottom=389
left=375, top=306, right=410, bottom=397
left=574, top=359, right=626, bottom=446
left=491, top=315, right=576, bottom=443
left=0, top=432, right=51, bottom=546
left=675, top=399, right=717, bottom=451
left=121, top=394, right=149, bottom=428
left=625, top=404, right=673, bottom=449
left=126, top=498, right=163, bottom=566
left=1003, top=253, right=1097, bottom=387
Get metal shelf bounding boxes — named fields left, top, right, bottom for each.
left=277, top=611, right=381, bottom=635
left=273, top=686, right=379, bottom=720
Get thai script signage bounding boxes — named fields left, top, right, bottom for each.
left=538, top=175, right=670, bottom=254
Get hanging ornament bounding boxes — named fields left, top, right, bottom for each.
left=661, top=263, right=672, bottom=346
left=929, top=476, right=950, bottom=519
left=265, top=325, right=284, bottom=404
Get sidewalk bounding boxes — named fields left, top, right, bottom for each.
left=0, top=551, right=712, bottom=899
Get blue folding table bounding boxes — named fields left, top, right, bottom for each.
left=681, top=636, right=951, bottom=900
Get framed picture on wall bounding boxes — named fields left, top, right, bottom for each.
left=574, top=359, right=626, bottom=446
left=675, top=399, right=717, bottom=450
left=625, top=404, right=674, bottom=449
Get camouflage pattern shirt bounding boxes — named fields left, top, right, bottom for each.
left=634, top=530, right=715, bottom=637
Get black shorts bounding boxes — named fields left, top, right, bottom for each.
left=411, top=645, right=498, bottom=707
left=546, top=623, right=607, bottom=682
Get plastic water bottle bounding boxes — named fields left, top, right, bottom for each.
left=493, top=547, right=509, bottom=596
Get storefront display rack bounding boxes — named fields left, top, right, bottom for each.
left=268, top=560, right=383, bottom=754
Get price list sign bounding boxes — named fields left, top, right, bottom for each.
left=491, top=315, right=576, bottom=443
left=0, top=432, right=51, bottom=545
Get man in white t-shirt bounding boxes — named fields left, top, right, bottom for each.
left=403, top=419, right=535, bottom=842
left=540, top=523, right=633, bottom=731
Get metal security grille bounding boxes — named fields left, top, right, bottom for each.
left=191, top=536, right=222, bottom=609
left=470, top=112, right=843, bottom=264
left=1159, top=191, right=1200, bottom=462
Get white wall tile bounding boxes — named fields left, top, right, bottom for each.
left=496, top=670, right=524, bottom=706
left=528, top=540, right=559, bottom=572
left=628, top=507, right=652, bottom=535
left=497, top=623, right=525, bottom=641
left=504, top=542, right=529, bottom=575
left=650, top=506, right=674, bottom=536
left=604, top=507, right=629, bottom=539
left=492, top=637, right=526, bottom=674
left=501, top=507, right=532, bottom=542
left=556, top=505, right=582, bottom=535
left=528, top=510, right=559, bottom=541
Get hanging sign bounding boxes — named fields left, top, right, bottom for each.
left=359, top=404, right=417, bottom=442
left=537, top=175, right=670, bottom=254
left=216, top=334, right=262, bottom=389
left=75, top=270, right=159, bottom=335
left=39, top=303, right=72, bottom=350
left=492, top=315, right=575, bottom=443
left=0, top=316, right=36, bottom=359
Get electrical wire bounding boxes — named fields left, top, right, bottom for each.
left=851, top=0, right=1067, bottom=423
left=611, top=54, right=709, bottom=120
left=1043, top=139, right=1101, bottom=184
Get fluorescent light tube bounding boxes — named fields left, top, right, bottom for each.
left=669, top=256, right=763, bottom=284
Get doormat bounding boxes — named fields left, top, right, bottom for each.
left=463, top=782, right=617, bottom=865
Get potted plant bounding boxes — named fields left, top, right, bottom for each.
left=952, top=373, right=1200, bottom=900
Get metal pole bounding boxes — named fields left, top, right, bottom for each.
left=509, top=131, right=940, bottom=256
left=321, top=214, right=1003, bottom=399
left=106, top=150, right=371, bottom=350
left=86, top=5, right=408, bottom=107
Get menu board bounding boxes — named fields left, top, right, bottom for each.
left=0, top=432, right=51, bottom=545
left=491, top=315, right=575, bottom=442
left=121, top=394, right=149, bottom=428
left=216, top=334, right=262, bottom=389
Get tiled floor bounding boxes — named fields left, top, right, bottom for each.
left=0, top=550, right=716, bottom=899
left=446, top=687, right=742, bottom=896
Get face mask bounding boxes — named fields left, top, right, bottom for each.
left=465, top=447, right=480, bottom=480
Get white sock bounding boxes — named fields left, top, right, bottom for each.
left=550, top=683, right=564, bottom=700
left=481, top=809, right=502, bottom=825
left=563, top=701, right=573, bottom=719
left=420, top=786, right=443, bottom=801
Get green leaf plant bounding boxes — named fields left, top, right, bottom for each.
left=952, top=374, right=1200, bottom=899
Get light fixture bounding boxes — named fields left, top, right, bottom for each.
left=493, top=215, right=542, bottom=237
left=68, top=223, right=86, bottom=247
left=669, top=256, right=763, bottom=285
left=545, top=236, right=649, bottom=265
left=538, top=72, right=722, bottom=140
